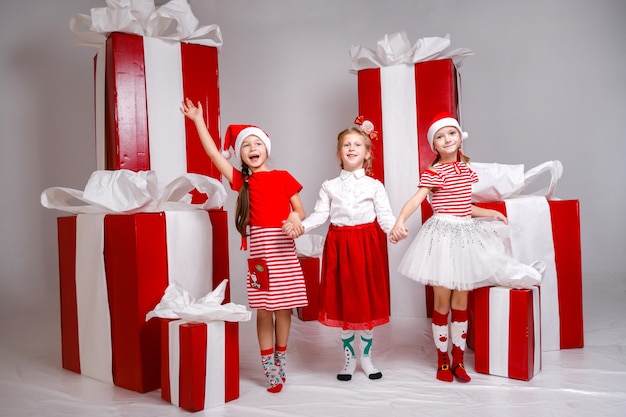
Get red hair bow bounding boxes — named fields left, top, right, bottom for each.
left=354, top=115, right=379, bottom=140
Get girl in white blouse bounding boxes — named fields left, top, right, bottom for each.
left=283, top=117, right=396, bottom=381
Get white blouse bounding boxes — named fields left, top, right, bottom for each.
left=302, top=168, right=396, bottom=234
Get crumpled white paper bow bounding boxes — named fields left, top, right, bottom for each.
left=40, top=169, right=227, bottom=214
left=349, top=32, right=474, bottom=71
left=70, top=0, right=223, bottom=47
left=471, top=160, right=563, bottom=202
left=146, top=279, right=252, bottom=322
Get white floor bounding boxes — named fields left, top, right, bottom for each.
left=1, top=272, right=625, bottom=417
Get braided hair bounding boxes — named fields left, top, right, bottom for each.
left=235, top=163, right=251, bottom=239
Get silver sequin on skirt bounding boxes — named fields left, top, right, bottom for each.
left=397, top=214, right=542, bottom=291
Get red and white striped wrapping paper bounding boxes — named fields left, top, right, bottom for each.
left=470, top=286, right=541, bottom=381
left=356, top=58, right=459, bottom=317
left=56, top=210, right=230, bottom=392
left=95, top=32, right=222, bottom=189
left=474, top=198, right=584, bottom=351
left=161, top=319, right=239, bottom=412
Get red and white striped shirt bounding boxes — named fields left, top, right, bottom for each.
left=419, top=161, right=478, bottom=217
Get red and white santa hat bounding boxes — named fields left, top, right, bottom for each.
left=222, top=124, right=271, bottom=161
left=426, top=112, right=469, bottom=152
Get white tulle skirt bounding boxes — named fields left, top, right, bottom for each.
left=397, top=214, right=543, bottom=291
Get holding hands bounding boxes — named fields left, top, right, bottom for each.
left=282, top=212, right=304, bottom=239
left=389, top=222, right=409, bottom=244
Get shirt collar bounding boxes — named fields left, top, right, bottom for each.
left=340, top=168, right=366, bottom=180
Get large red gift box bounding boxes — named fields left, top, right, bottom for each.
left=96, top=32, right=222, bottom=193
left=161, top=319, right=239, bottom=412
left=357, top=58, right=459, bottom=317
left=294, top=257, right=320, bottom=321
left=469, top=286, right=541, bottom=381
left=56, top=209, right=230, bottom=392
left=474, top=199, right=584, bottom=351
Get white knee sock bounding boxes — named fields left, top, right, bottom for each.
left=359, top=329, right=382, bottom=380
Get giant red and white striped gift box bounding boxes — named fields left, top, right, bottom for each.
left=95, top=32, right=222, bottom=191
left=161, top=319, right=239, bottom=412
left=357, top=58, right=460, bottom=317
left=474, top=198, right=584, bottom=351
left=471, top=286, right=541, bottom=381
left=56, top=210, right=230, bottom=392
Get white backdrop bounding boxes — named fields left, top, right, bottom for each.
left=1, top=0, right=625, bottom=318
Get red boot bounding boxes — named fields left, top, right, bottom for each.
left=436, top=349, right=453, bottom=382
left=451, top=309, right=471, bottom=382
left=432, top=310, right=453, bottom=382
left=451, top=345, right=471, bottom=382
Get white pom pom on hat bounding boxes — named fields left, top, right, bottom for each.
left=426, top=112, right=469, bottom=153
left=222, top=124, right=271, bottom=161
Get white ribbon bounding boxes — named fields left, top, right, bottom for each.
left=75, top=214, right=113, bottom=384
left=489, top=287, right=510, bottom=376
left=146, top=279, right=252, bottom=323
left=40, top=169, right=227, bottom=214
left=349, top=32, right=474, bottom=72
left=505, top=196, right=559, bottom=351
left=379, top=64, right=423, bottom=318
left=69, top=0, right=223, bottom=48
left=472, top=160, right=563, bottom=202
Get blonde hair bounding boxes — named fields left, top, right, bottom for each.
left=336, top=127, right=374, bottom=175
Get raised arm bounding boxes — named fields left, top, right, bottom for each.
left=180, top=98, right=234, bottom=183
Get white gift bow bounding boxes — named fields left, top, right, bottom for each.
left=69, top=0, right=223, bottom=48
left=146, top=279, right=252, bottom=323
left=40, top=169, right=227, bottom=214
left=349, top=32, right=474, bottom=72
left=471, top=160, right=563, bottom=202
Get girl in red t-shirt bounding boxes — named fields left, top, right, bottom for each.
left=181, top=98, right=308, bottom=393
left=390, top=113, right=544, bottom=383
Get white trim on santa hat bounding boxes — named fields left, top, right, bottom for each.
left=234, top=127, right=271, bottom=160
left=222, top=125, right=271, bottom=161
left=426, top=116, right=468, bottom=152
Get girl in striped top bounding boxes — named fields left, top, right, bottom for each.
left=389, top=113, right=543, bottom=384
left=181, top=99, right=308, bottom=393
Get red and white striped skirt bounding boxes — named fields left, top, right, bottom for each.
left=247, top=226, right=308, bottom=311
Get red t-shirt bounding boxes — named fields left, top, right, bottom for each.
left=231, top=168, right=302, bottom=227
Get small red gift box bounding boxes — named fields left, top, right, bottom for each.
left=96, top=32, right=222, bottom=196
left=294, top=257, right=320, bottom=321
left=469, top=286, right=541, bottom=381
left=357, top=58, right=459, bottom=317
left=161, top=319, right=239, bottom=412
left=56, top=210, right=229, bottom=392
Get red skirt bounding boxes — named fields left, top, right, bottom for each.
left=318, top=222, right=390, bottom=330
